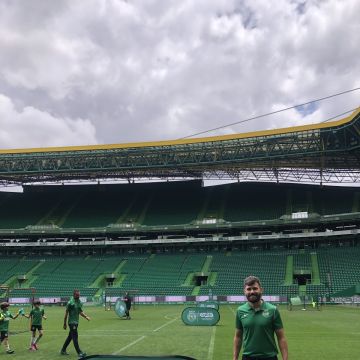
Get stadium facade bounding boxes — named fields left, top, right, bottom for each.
left=1, top=109, right=360, bottom=303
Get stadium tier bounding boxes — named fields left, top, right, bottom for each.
left=0, top=258, right=38, bottom=285
left=1, top=246, right=359, bottom=299
left=317, top=247, right=360, bottom=295
left=0, top=109, right=359, bottom=316
left=0, top=178, right=359, bottom=301
left=293, top=252, right=312, bottom=271
left=201, top=251, right=292, bottom=296
left=0, top=181, right=358, bottom=230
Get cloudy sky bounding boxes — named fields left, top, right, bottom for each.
left=0, top=0, right=359, bottom=150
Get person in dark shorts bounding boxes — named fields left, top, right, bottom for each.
left=0, top=302, right=20, bottom=354
left=123, top=292, right=132, bottom=320
left=60, top=289, right=91, bottom=359
left=24, top=299, right=47, bottom=351
left=233, top=276, right=288, bottom=360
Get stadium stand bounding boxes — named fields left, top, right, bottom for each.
left=0, top=182, right=359, bottom=300
left=3, top=246, right=357, bottom=299
left=0, top=181, right=358, bottom=230
left=200, top=251, right=289, bottom=296
left=224, top=183, right=287, bottom=221
left=317, top=247, right=360, bottom=295
left=1, top=109, right=360, bottom=310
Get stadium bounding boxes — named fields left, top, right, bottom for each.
left=1, top=108, right=360, bottom=359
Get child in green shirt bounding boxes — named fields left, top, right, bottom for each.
left=24, top=300, right=47, bottom=351
left=0, top=302, right=20, bottom=354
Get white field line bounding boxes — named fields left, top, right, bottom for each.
left=153, top=317, right=178, bottom=332
left=228, top=304, right=236, bottom=315
left=111, top=316, right=178, bottom=355
left=14, top=329, right=152, bottom=334
left=207, top=325, right=216, bottom=360
left=85, top=329, right=153, bottom=332
left=165, top=314, right=178, bottom=320
left=112, top=335, right=146, bottom=355
left=84, top=334, right=139, bottom=337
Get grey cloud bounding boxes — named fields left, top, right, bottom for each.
left=0, top=0, right=359, bottom=148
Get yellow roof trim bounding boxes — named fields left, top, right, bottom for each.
left=1, top=108, right=359, bottom=155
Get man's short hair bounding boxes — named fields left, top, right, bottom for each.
left=33, top=299, right=41, bottom=305
left=0, top=302, right=9, bottom=310
left=243, top=275, right=261, bottom=287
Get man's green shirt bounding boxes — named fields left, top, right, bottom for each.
left=30, top=307, right=45, bottom=326
left=235, top=301, right=283, bottom=358
left=66, top=297, right=83, bottom=325
left=0, top=310, right=15, bottom=332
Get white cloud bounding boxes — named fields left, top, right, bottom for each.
left=0, top=94, right=97, bottom=149
left=0, top=0, right=359, bottom=147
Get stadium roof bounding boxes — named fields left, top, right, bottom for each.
left=1, top=108, right=360, bottom=184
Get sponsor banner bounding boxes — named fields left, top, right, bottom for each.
left=114, top=299, right=127, bottom=317
left=137, top=296, right=156, bottom=303
left=39, top=297, right=61, bottom=304
left=181, top=307, right=220, bottom=326
left=9, top=298, right=29, bottom=304
left=196, top=296, right=212, bottom=302
left=226, top=295, right=281, bottom=303
left=165, top=296, right=187, bottom=302
left=330, top=296, right=360, bottom=304
left=226, top=296, right=246, bottom=302
left=197, top=301, right=219, bottom=310
left=107, top=296, right=122, bottom=303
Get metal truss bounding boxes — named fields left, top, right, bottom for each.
left=0, top=111, right=360, bottom=184
left=202, top=168, right=360, bottom=183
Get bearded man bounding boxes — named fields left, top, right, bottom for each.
left=233, top=276, right=288, bottom=360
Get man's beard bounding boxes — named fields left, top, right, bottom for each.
left=246, top=293, right=261, bottom=303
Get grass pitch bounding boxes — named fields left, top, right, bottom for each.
left=4, top=304, right=360, bottom=359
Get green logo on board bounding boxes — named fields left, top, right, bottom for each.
left=114, top=299, right=126, bottom=317
left=181, top=307, right=220, bottom=326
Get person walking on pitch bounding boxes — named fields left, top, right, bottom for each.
left=60, top=290, right=90, bottom=358
left=123, top=292, right=132, bottom=320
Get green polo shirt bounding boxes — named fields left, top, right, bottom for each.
left=235, top=301, right=283, bottom=358
left=66, top=297, right=83, bottom=325
left=0, top=310, right=15, bottom=332
left=30, top=307, right=45, bottom=326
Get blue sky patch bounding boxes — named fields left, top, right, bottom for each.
left=296, top=102, right=318, bottom=117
